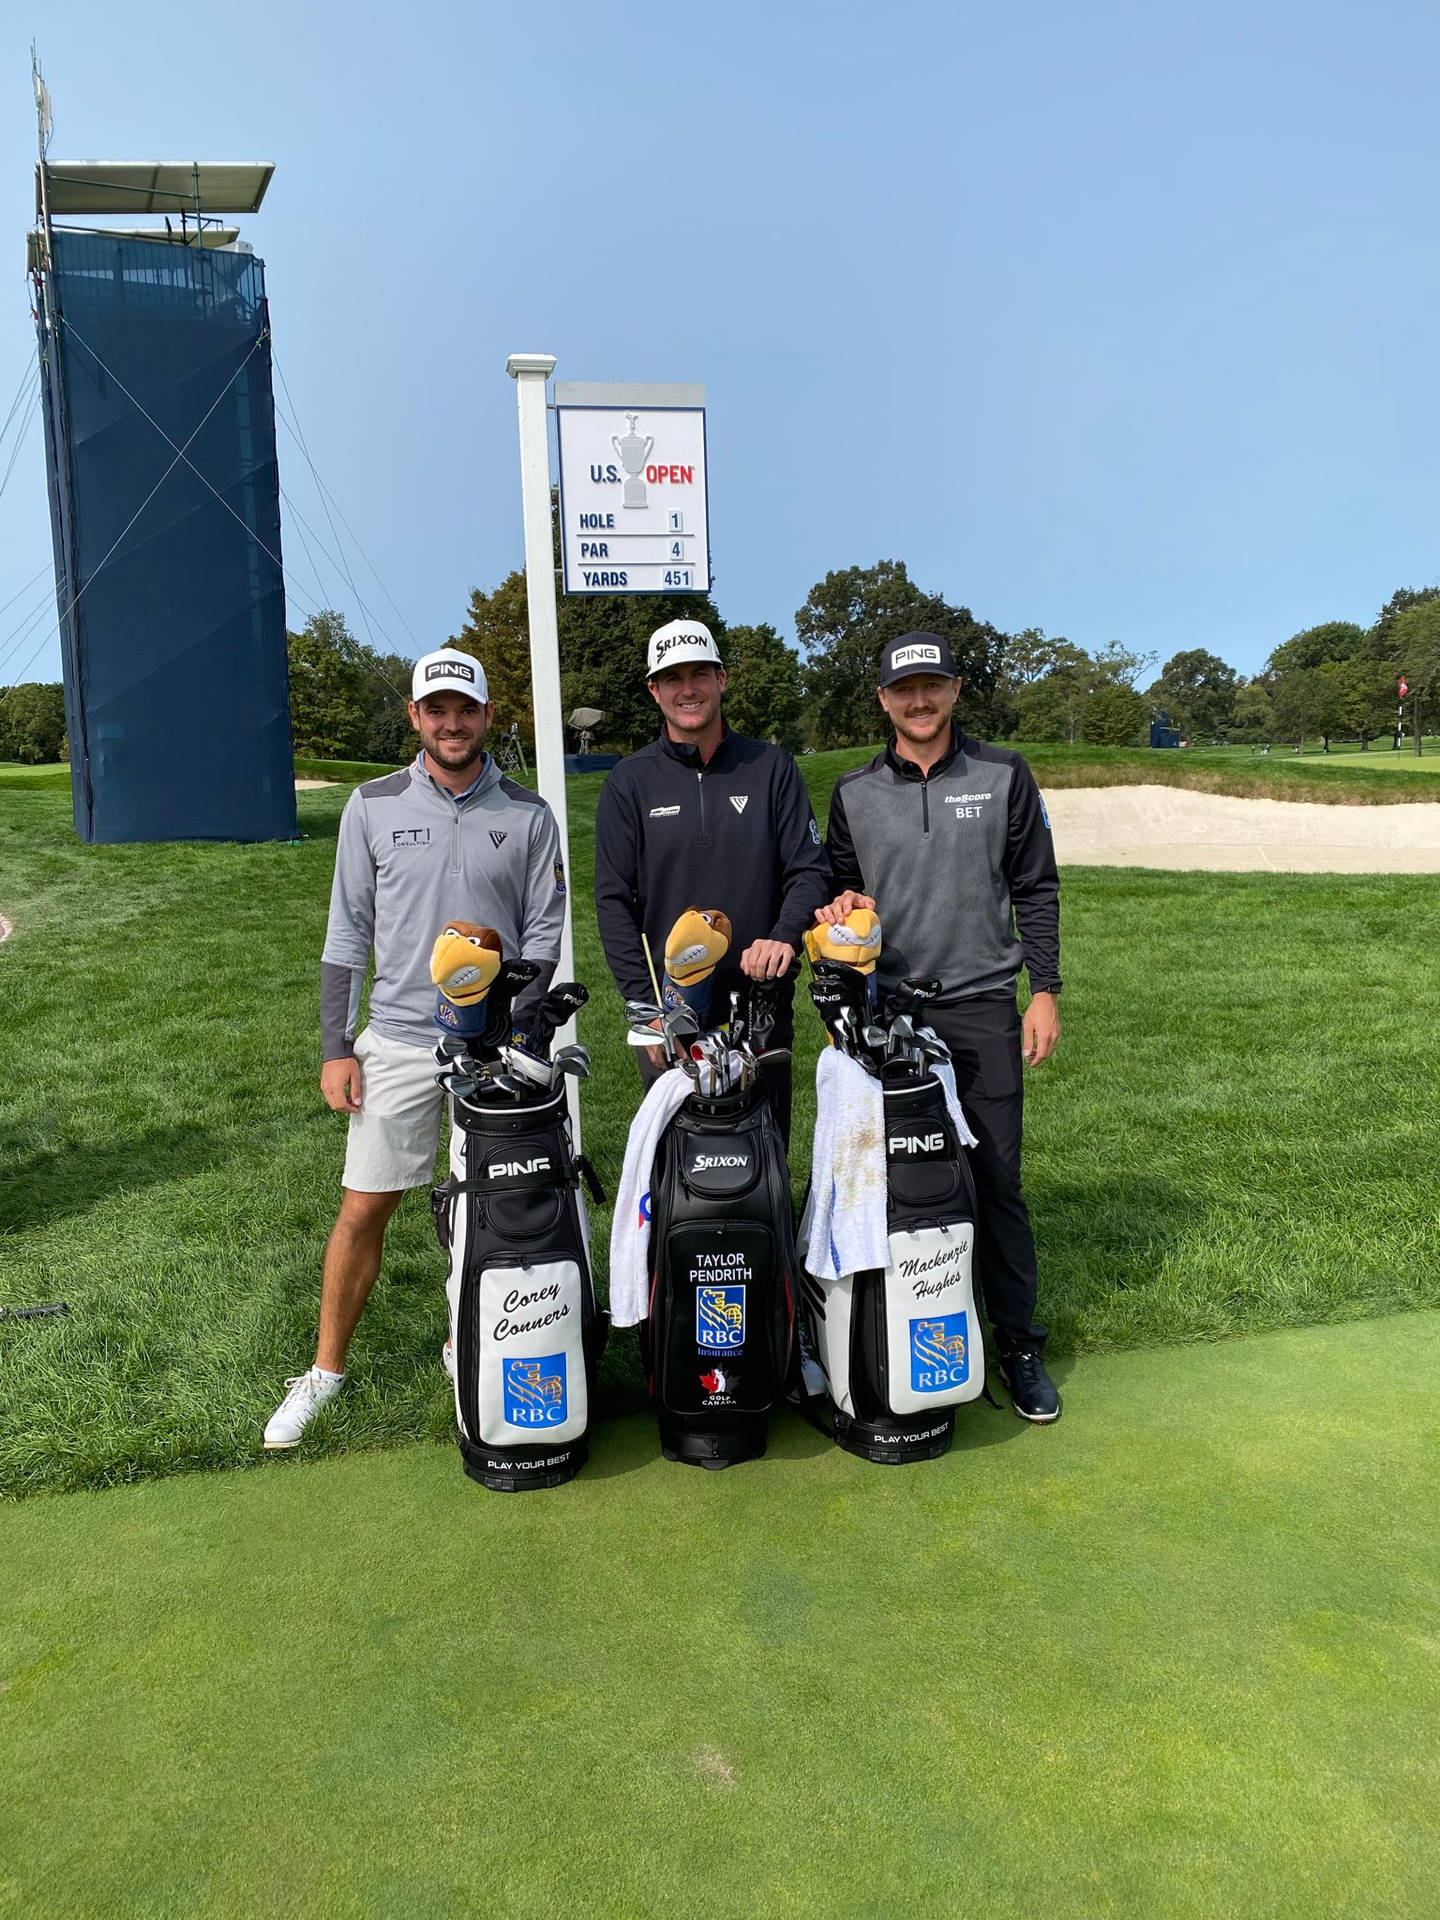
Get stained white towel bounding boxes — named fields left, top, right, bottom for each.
left=803, top=1049, right=888, bottom=1283
left=608, top=1069, right=692, bottom=1327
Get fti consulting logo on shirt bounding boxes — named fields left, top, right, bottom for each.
left=696, top=1285, right=746, bottom=1350
left=909, top=1314, right=969, bottom=1392
left=503, top=1353, right=568, bottom=1426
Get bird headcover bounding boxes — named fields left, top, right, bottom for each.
left=662, top=907, right=733, bottom=1021
left=804, top=907, right=882, bottom=975
left=664, top=908, right=732, bottom=987
left=430, top=922, right=504, bottom=1006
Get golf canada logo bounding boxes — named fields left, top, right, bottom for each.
left=502, top=1353, right=568, bottom=1427
left=696, top=1284, right=746, bottom=1350
left=909, top=1313, right=970, bottom=1393
left=490, top=830, right=508, bottom=848
left=729, top=795, right=749, bottom=815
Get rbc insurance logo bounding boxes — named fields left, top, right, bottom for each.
left=696, top=1285, right=746, bottom=1350
left=910, top=1314, right=970, bottom=1393
left=503, top=1353, right=568, bottom=1426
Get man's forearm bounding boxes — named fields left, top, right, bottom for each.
left=320, top=961, right=364, bottom=1060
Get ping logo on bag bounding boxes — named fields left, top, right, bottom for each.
left=487, top=1154, right=552, bottom=1179
left=888, top=1131, right=946, bottom=1158
left=696, top=1284, right=746, bottom=1350
left=909, top=1313, right=970, bottom=1392
left=503, top=1353, right=568, bottom=1426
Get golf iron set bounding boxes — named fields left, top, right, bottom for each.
left=810, top=962, right=952, bottom=1081
left=624, top=982, right=790, bottom=1100
left=435, top=970, right=594, bottom=1108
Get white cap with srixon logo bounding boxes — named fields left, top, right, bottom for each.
left=647, top=618, right=722, bottom=678
left=411, top=648, right=489, bottom=703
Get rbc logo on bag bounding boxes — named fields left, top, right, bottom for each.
left=696, top=1285, right=745, bottom=1350
left=910, top=1314, right=969, bottom=1392
left=503, top=1353, right=568, bottom=1426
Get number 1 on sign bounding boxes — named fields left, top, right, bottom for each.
left=668, top=511, right=683, bottom=531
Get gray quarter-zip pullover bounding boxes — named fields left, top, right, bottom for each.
left=319, top=754, right=564, bottom=1058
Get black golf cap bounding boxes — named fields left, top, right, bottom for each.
left=878, top=632, right=958, bottom=687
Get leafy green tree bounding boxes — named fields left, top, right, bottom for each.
left=1365, top=586, right=1440, bottom=662
left=1391, top=601, right=1440, bottom=755
left=0, top=682, right=66, bottom=763
left=796, top=560, right=1004, bottom=748
left=1264, top=621, right=1364, bottom=680
left=451, top=570, right=534, bottom=743
left=1332, top=656, right=1403, bottom=749
left=1228, top=682, right=1274, bottom=744
left=1079, top=681, right=1146, bottom=745
left=1145, top=649, right=1238, bottom=741
left=287, top=612, right=372, bottom=758
left=1272, top=666, right=1344, bottom=752
left=721, top=623, right=804, bottom=747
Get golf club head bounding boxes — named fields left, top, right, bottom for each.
left=810, top=960, right=870, bottom=1050
left=501, top=1044, right=554, bottom=1089
left=551, top=1045, right=591, bottom=1080
left=884, top=976, right=941, bottom=1019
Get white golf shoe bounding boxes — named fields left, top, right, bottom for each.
left=263, top=1367, right=344, bottom=1449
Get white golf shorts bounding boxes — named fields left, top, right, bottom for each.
left=341, top=1026, right=446, bottom=1193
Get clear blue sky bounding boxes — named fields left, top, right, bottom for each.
left=3, top=0, right=1437, bottom=688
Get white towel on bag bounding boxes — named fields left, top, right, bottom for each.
left=608, top=1069, right=692, bottom=1327
left=803, top=1049, right=888, bottom=1282
left=932, top=1060, right=980, bottom=1150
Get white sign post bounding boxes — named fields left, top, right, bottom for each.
left=555, top=383, right=708, bottom=595
left=505, top=351, right=580, bottom=1141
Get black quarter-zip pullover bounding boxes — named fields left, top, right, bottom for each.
left=594, top=725, right=832, bottom=1005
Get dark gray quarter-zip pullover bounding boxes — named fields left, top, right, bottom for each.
left=319, top=753, right=564, bottom=1058
left=826, top=726, right=1061, bottom=1004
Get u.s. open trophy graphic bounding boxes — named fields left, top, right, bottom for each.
left=612, top=412, right=654, bottom=509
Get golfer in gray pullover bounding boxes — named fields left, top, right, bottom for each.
left=264, top=648, right=564, bottom=1450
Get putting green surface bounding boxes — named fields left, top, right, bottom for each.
left=4, top=1313, right=1437, bottom=1919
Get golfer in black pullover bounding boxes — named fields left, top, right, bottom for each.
left=819, top=631, right=1064, bottom=1423
left=594, top=619, right=831, bottom=1144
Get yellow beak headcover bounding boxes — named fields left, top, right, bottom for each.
left=430, top=922, right=504, bottom=1005
left=664, top=908, right=733, bottom=987
left=803, top=908, right=883, bottom=974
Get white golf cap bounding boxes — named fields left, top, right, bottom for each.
left=647, top=618, right=722, bottom=678
left=411, top=648, right=489, bottom=703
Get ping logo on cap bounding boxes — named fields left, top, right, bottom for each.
left=426, top=660, right=474, bottom=683
left=891, top=644, right=942, bottom=671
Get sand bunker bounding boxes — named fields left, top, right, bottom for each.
left=1041, top=785, right=1440, bottom=872
left=294, top=779, right=338, bottom=790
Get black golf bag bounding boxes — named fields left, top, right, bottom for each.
left=801, top=1068, right=983, bottom=1464
left=433, top=1082, right=607, bottom=1491
left=644, top=1080, right=796, bottom=1469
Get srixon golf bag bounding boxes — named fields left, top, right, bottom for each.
left=800, top=962, right=985, bottom=1464
left=429, top=955, right=607, bottom=1493
left=641, top=979, right=796, bottom=1469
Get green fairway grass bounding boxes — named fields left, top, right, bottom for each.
left=2, top=766, right=1436, bottom=1498
left=3, top=1313, right=1438, bottom=1920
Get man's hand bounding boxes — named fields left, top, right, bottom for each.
left=1022, top=993, right=1061, bottom=1068
left=815, top=890, right=877, bottom=928
left=739, top=939, right=794, bottom=981
left=321, top=1056, right=364, bottom=1113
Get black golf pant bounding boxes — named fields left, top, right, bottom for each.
left=924, top=989, right=1045, bottom=1354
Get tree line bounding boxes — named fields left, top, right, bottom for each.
left=6, top=569, right=1435, bottom=769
